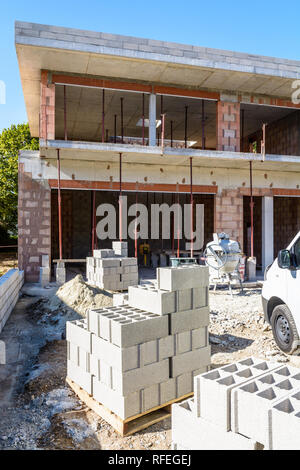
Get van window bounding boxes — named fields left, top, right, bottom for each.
left=294, top=238, right=300, bottom=267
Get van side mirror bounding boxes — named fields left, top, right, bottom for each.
left=277, top=249, right=292, bottom=269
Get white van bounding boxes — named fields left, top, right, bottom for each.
left=262, top=232, right=300, bottom=354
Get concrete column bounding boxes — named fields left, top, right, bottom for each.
left=262, top=196, right=274, bottom=271
left=216, top=101, right=240, bottom=152
left=148, top=93, right=157, bottom=146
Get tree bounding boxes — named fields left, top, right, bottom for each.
left=0, top=123, right=39, bottom=238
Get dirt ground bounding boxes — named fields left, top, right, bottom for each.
left=1, top=282, right=300, bottom=450
left=0, top=252, right=18, bottom=277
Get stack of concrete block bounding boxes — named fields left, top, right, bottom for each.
left=86, top=243, right=138, bottom=291
left=0, top=269, right=24, bottom=333
left=55, top=260, right=66, bottom=285
left=67, top=265, right=211, bottom=421
left=39, top=254, right=51, bottom=287
left=172, top=357, right=286, bottom=450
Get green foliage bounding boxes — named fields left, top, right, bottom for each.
left=0, top=123, right=39, bottom=237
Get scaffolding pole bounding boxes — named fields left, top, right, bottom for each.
left=201, top=100, right=205, bottom=150
left=142, top=94, right=145, bottom=146
left=57, top=149, right=63, bottom=260
left=190, top=157, right=193, bottom=258
left=177, top=183, right=180, bottom=258
left=121, top=98, right=124, bottom=144
left=250, top=161, right=254, bottom=258
left=135, top=182, right=138, bottom=258
left=91, top=191, right=96, bottom=252
left=64, top=85, right=67, bottom=141
left=185, top=106, right=188, bottom=149
left=119, top=153, right=123, bottom=241
left=102, top=89, right=105, bottom=143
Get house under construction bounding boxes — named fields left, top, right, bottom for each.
left=15, top=21, right=300, bottom=282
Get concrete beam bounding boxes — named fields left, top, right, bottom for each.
left=149, top=94, right=157, bottom=146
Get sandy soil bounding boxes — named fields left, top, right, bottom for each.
left=0, top=252, right=17, bottom=277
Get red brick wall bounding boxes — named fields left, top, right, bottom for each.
left=18, top=163, right=51, bottom=282
left=216, top=101, right=240, bottom=152
left=244, top=110, right=300, bottom=156
left=215, top=189, right=243, bottom=247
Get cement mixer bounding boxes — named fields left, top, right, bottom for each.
left=204, top=232, right=244, bottom=294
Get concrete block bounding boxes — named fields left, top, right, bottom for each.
left=171, top=345, right=211, bottom=377
left=39, top=266, right=50, bottom=286
left=0, top=340, right=6, bottom=365
left=172, top=399, right=259, bottom=450
left=111, top=358, right=169, bottom=395
left=120, top=257, right=137, bottom=267
left=113, top=241, right=128, bottom=256
left=268, top=388, right=300, bottom=450
left=93, top=249, right=115, bottom=258
left=91, top=334, right=139, bottom=372
left=157, top=266, right=209, bottom=291
left=140, top=340, right=158, bottom=366
left=78, top=347, right=90, bottom=373
left=195, top=357, right=282, bottom=430
left=41, top=254, right=49, bottom=267
left=96, top=258, right=121, bottom=268
left=160, top=378, right=177, bottom=404
left=170, top=306, right=209, bottom=334
left=232, top=365, right=300, bottom=445
left=55, top=266, right=66, bottom=285
left=67, top=341, right=79, bottom=365
left=128, top=285, right=176, bottom=315
left=67, top=360, right=92, bottom=395
left=175, top=330, right=192, bottom=354
left=113, top=293, right=129, bottom=306
left=92, top=376, right=141, bottom=420
left=66, top=320, right=92, bottom=353
left=192, top=327, right=208, bottom=349
left=142, top=383, right=160, bottom=412
left=158, top=335, right=175, bottom=360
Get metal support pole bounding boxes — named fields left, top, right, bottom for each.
left=64, top=85, right=67, bottom=141
left=190, top=157, right=193, bottom=258
left=92, top=190, right=96, bottom=251
left=135, top=182, right=138, bottom=258
left=121, top=98, right=124, bottom=144
left=177, top=183, right=180, bottom=258
left=185, top=106, right=188, bottom=149
left=142, top=93, right=145, bottom=146
left=250, top=161, right=254, bottom=258
left=102, top=89, right=105, bottom=143
left=114, top=114, right=117, bottom=143
left=161, top=114, right=165, bottom=150
left=119, top=153, right=122, bottom=241
left=261, top=123, right=266, bottom=161
left=57, top=149, right=63, bottom=260
left=201, top=100, right=205, bottom=150
left=171, top=193, right=175, bottom=255
left=170, top=120, right=173, bottom=148
left=241, top=109, right=245, bottom=152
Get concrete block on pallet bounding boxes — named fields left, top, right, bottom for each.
left=232, top=364, right=300, bottom=445
left=128, top=285, right=176, bottom=315
left=268, top=388, right=300, bottom=450
left=91, top=334, right=139, bottom=372
left=170, top=306, right=209, bottom=334
left=92, top=376, right=141, bottom=420
left=142, top=383, right=160, bottom=412
left=172, top=399, right=259, bottom=450
left=96, top=258, right=121, bottom=268
left=112, top=358, right=169, bottom=395
left=66, top=320, right=92, bottom=353
left=192, top=327, right=208, bottom=349
left=67, top=341, right=79, bottom=365
left=157, top=266, right=209, bottom=291
left=113, top=241, right=128, bottom=256
left=160, top=378, right=177, bottom=404
left=93, top=249, right=115, bottom=258
left=67, top=360, right=92, bottom=395
left=120, top=257, right=137, bottom=267
left=158, top=335, right=175, bottom=361
left=195, top=357, right=282, bottom=431
left=171, top=345, right=211, bottom=377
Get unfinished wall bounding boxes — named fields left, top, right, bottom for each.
left=245, top=111, right=300, bottom=156
left=243, top=196, right=262, bottom=267
left=274, top=196, right=300, bottom=256
left=215, top=189, right=243, bottom=247
left=18, top=162, right=51, bottom=282
left=216, top=101, right=240, bottom=152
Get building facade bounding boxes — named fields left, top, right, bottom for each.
left=15, top=21, right=300, bottom=282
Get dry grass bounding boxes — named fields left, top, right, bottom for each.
left=0, top=252, right=18, bottom=277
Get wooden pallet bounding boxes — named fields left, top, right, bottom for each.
left=66, top=377, right=193, bottom=437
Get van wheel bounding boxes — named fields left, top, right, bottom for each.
left=271, top=304, right=299, bottom=354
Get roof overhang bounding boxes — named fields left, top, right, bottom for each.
left=15, top=21, right=300, bottom=138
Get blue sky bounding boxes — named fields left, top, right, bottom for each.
left=0, top=0, right=299, bottom=133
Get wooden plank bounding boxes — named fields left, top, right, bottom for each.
left=66, top=377, right=193, bottom=437
left=53, top=259, right=86, bottom=263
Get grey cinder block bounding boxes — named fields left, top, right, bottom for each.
left=232, top=365, right=300, bottom=445
left=172, top=399, right=259, bottom=450
left=66, top=320, right=92, bottom=353
left=170, top=306, right=209, bottom=334
left=171, top=345, right=211, bottom=377
left=157, top=266, right=209, bottom=291
left=268, top=388, right=300, bottom=450
left=195, top=357, right=282, bottom=431
left=67, top=360, right=92, bottom=395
